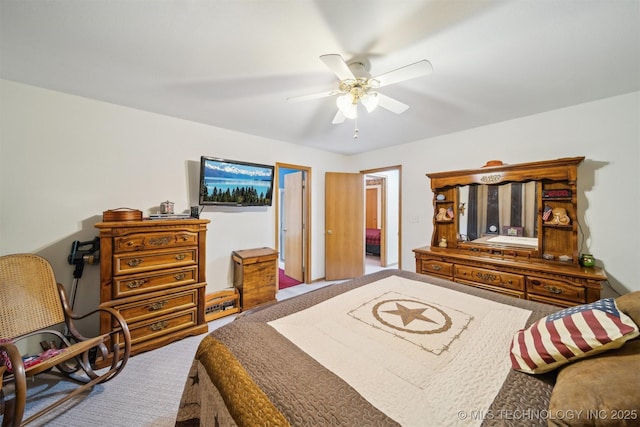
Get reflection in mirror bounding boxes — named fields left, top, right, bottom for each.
left=459, top=182, right=538, bottom=245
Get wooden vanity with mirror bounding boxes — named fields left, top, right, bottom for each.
left=413, top=156, right=606, bottom=307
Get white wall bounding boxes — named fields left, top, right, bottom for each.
left=351, top=91, right=640, bottom=295
left=2, top=79, right=638, bottom=331
left=0, top=79, right=349, bottom=324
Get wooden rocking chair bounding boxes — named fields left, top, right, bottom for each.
left=0, top=253, right=131, bottom=426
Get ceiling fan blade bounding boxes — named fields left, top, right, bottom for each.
left=332, top=110, right=346, bottom=124
left=286, top=90, right=338, bottom=103
left=376, top=93, right=409, bottom=114
left=320, top=54, right=355, bottom=81
left=374, top=60, right=433, bottom=87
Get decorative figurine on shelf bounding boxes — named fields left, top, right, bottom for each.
left=439, top=237, right=448, bottom=248
left=436, top=207, right=453, bottom=221
left=446, top=207, right=454, bottom=219
left=544, top=207, right=571, bottom=225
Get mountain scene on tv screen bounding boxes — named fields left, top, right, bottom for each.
left=201, top=161, right=272, bottom=205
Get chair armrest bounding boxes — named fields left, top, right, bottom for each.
left=0, top=341, right=27, bottom=425
left=56, top=283, right=132, bottom=371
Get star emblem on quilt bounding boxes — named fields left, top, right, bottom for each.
left=382, top=302, right=438, bottom=326
left=372, top=299, right=453, bottom=334
left=190, top=373, right=199, bottom=385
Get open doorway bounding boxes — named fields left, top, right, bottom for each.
left=361, top=166, right=401, bottom=273
left=275, top=163, right=311, bottom=288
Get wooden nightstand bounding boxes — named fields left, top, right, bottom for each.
left=232, top=247, right=277, bottom=310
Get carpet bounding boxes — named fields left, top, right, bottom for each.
left=279, top=268, right=302, bottom=289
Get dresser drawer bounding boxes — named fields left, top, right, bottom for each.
left=456, top=279, right=525, bottom=299
left=454, top=265, right=525, bottom=291
left=126, top=308, right=198, bottom=346
left=527, top=294, right=574, bottom=308
left=419, top=259, right=453, bottom=277
left=526, top=276, right=586, bottom=304
left=112, top=266, right=197, bottom=298
left=114, top=288, right=199, bottom=324
left=114, top=231, right=199, bottom=253
left=113, top=248, right=197, bottom=275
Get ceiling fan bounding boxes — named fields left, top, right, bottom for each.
left=287, top=54, right=433, bottom=125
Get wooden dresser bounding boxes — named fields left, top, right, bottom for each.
left=95, top=219, right=209, bottom=360
left=414, top=249, right=604, bottom=307
left=232, top=247, right=277, bottom=310
left=414, top=157, right=606, bottom=307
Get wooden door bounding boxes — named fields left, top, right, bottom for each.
left=325, top=172, right=364, bottom=280
left=284, top=171, right=304, bottom=281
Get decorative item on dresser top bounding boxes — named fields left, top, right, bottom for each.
left=94, top=218, right=209, bottom=366
left=413, top=157, right=606, bottom=307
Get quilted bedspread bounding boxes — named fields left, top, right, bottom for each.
left=175, top=270, right=558, bottom=427
left=366, top=228, right=381, bottom=245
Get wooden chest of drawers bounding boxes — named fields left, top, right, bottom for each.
left=96, top=219, right=209, bottom=360
left=232, top=247, right=277, bottom=310
left=414, top=247, right=604, bottom=307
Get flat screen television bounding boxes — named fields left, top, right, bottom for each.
left=199, top=156, right=275, bottom=206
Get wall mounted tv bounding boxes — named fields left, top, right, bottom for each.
left=199, top=156, right=275, bottom=206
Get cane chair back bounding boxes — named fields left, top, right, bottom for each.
left=0, top=254, right=65, bottom=339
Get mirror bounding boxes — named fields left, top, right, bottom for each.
left=458, top=181, right=538, bottom=247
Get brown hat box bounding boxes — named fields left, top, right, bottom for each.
left=103, top=208, right=143, bottom=222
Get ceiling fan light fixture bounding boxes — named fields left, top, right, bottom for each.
left=289, top=54, right=433, bottom=129
left=336, top=93, right=358, bottom=119
left=360, top=92, right=379, bottom=113
left=344, top=103, right=358, bottom=119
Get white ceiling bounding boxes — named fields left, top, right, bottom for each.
left=1, top=1, right=638, bottom=155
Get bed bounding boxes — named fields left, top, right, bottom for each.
left=175, top=269, right=640, bottom=427
left=366, top=228, right=381, bottom=255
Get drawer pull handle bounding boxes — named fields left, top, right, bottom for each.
left=174, top=273, right=186, bottom=280
left=175, top=254, right=187, bottom=261
left=182, top=236, right=189, bottom=241
left=531, top=279, right=542, bottom=286
left=149, top=300, right=168, bottom=311
left=431, top=265, right=442, bottom=271
left=149, top=321, right=168, bottom=331
left=545, top=286, right=563, bottom=294
left=127, top=241, right=134, bottom=246
left=126, top=279, right=147, bottom=289
left=127, top=258, right=144, bottom=267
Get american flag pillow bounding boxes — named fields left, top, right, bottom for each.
left=510, top=298, right=639, bottom=374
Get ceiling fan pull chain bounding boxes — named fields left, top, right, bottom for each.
left=354, top=118, right=359, bottom=139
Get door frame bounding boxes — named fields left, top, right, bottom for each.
left=360, top=165, right=402, bottom=270
left=274, top=163, right=312, bottom=284
left=365, top=176, right=387, bottom=266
